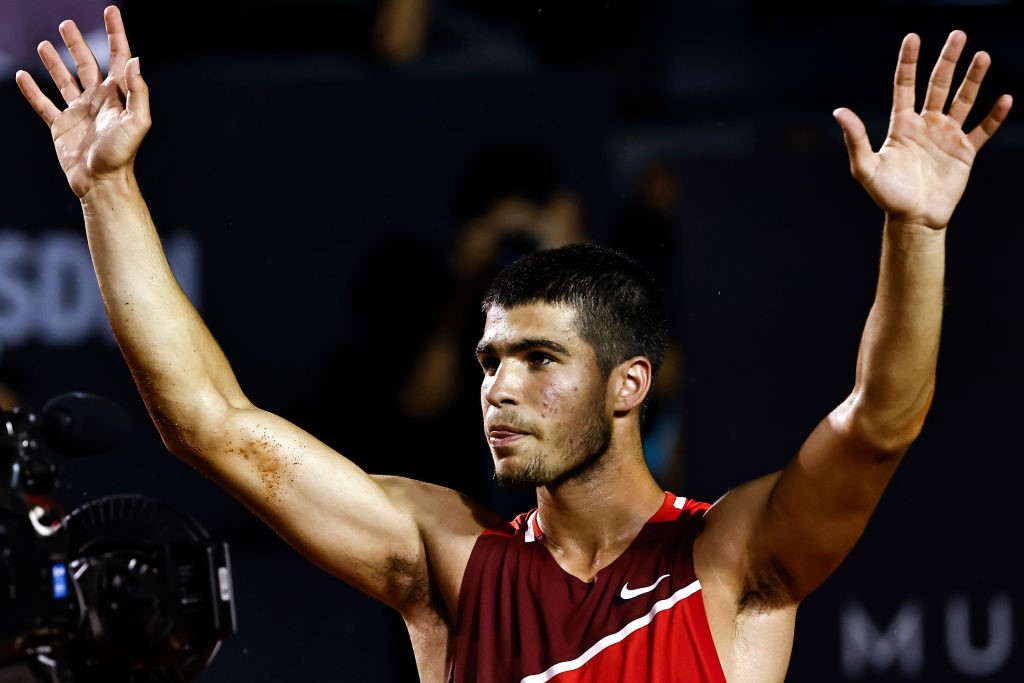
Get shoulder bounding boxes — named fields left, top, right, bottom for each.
left=374, top=474, right=502, bottom=532
left=694, top=472, right=783, bottom=598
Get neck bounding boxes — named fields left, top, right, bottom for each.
left=533, top=428, right=665, bottom=581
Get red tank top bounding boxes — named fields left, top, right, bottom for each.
left=450, top=492, right=726, bottom=682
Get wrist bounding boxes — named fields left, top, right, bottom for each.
left=882, top=219, right=948, bottom=252
left=79, top=172, right=140, bottom=210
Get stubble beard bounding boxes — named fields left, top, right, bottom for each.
left=493, top=401, right=612, bottom=490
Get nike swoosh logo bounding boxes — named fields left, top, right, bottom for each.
left=619, top=573, right=671, bottom=601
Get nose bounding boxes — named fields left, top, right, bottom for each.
left=482, top=362, right=521, bottom=408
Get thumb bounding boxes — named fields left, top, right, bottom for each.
left=833, top=107, right=875, bottom=182
left=124, top=57, right=151, bottom=131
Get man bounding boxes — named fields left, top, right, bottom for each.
left=15, top=6, right=1012, bottom=682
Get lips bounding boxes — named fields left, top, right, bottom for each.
left=487, top=423, right=530, bottom=447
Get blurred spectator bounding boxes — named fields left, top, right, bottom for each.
left=400, top=143, right=586, bottom=418
left=295, top=233, right=450, bottom=480
left=399, top=142, right=588, bottom=516
left=299, top=142, right=585, bottom=517
left=374, top=0, right=431, bottom=64
left=306, top=146, right=691, bottom=515
left=0, top=381, right=18, bottom=411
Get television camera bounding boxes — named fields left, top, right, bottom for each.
left=0, top=392, right=236, bottom=682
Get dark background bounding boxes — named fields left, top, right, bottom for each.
left=1, top=0, right=1023, bottom=681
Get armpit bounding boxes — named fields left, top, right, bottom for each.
left=384, top=552, right=433, bottom=610
left=737, top=558, right=795, bottom=615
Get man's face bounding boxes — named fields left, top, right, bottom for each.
left=476, top=303, right=611, bottom=488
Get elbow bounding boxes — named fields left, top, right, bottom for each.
left=151, top=408, right=210, bottom=465
left=149, top=391, right=242, bottom=464
left=839, top=383, right=935, bottom=456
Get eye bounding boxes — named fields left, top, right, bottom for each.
left=527, top=352, right=554, bottom=368
left=478, top=355, right=499, bottom=375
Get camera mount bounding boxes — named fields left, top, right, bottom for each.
left=0, top=393, right=236, bottom=683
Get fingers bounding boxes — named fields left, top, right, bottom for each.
left=922, top=30, right=966, bottom=114
left=124, top=58, right=151, bottom=129
left=19, top=5, right=137, bottom=127
left=966, top=93, right=1013, bottom=151
left=833, top=107, right=877, bottom=183
left=947, top=51, right=991, bottom=125
left=892, top=33, right=920, bottom=115
left=927, top=31, right=1011, bottom=149
left=59, top=20, right=102, bottom=90
left=915, top=30, right=1005, bottom=132
left=105, top=5, right=133, bottom=88
left=37, top=39, right=81, bottom=105
left=14, top=70, right=62, bottom=127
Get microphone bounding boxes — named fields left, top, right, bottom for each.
left=40, top=392, right=133, bottom=455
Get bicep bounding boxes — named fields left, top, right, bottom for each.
left=767, top=406, right=907, bottom=597
left=194, top=405, right=427, bottom=609
left=701, top=404, right=907, bottom=605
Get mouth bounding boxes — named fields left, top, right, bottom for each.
left=487, top=424, right=530, bottom=448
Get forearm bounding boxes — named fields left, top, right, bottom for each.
left=81, top=177, right=245, bottom=443
left=847, top=219, right=946, bottom=449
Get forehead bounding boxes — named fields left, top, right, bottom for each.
left=480, top=303, right=581, bottom=348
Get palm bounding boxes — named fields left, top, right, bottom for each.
left=864, top=111, right=975, bottom=228
left=51, top=80, right=141, bottom=197
left=835, top=30, right=1011, bottom=230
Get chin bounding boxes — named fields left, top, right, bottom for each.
left=493, top=472, right=539, bottom=490
left=497, top=440, right=611, bottom=490
left=493, top=456, right=553, bottom=490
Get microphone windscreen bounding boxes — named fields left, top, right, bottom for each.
left=41, top=392, right=133, bottom=455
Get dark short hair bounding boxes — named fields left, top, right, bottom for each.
left=481, top=243, right=669, bottom=379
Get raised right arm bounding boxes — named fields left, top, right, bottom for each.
left=15, top=6, right=487, bottom=615
left=80, top=177, right=434, bottom=607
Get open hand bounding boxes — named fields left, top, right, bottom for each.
left=15, top=6, right=149, bottom=199
left=833, top=30, right=1012, bottom=229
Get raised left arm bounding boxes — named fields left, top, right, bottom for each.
left=700, top=30, right=1012, bottom=606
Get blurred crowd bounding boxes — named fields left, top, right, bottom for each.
left=298, top=139, right=689, bottom=517
left=3, top=0, right=694, bottom=516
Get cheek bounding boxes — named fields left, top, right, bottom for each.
left=540, top=387, right=558, bottom=418
left=479, top=377, right=492, bottom=410
left=540, top=382, right=581, bottom=419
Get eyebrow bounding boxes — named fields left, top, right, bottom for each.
left=475, top=337, right=571, bottom=357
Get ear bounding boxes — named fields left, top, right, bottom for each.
left=611, top=356, right=653, bottom=415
